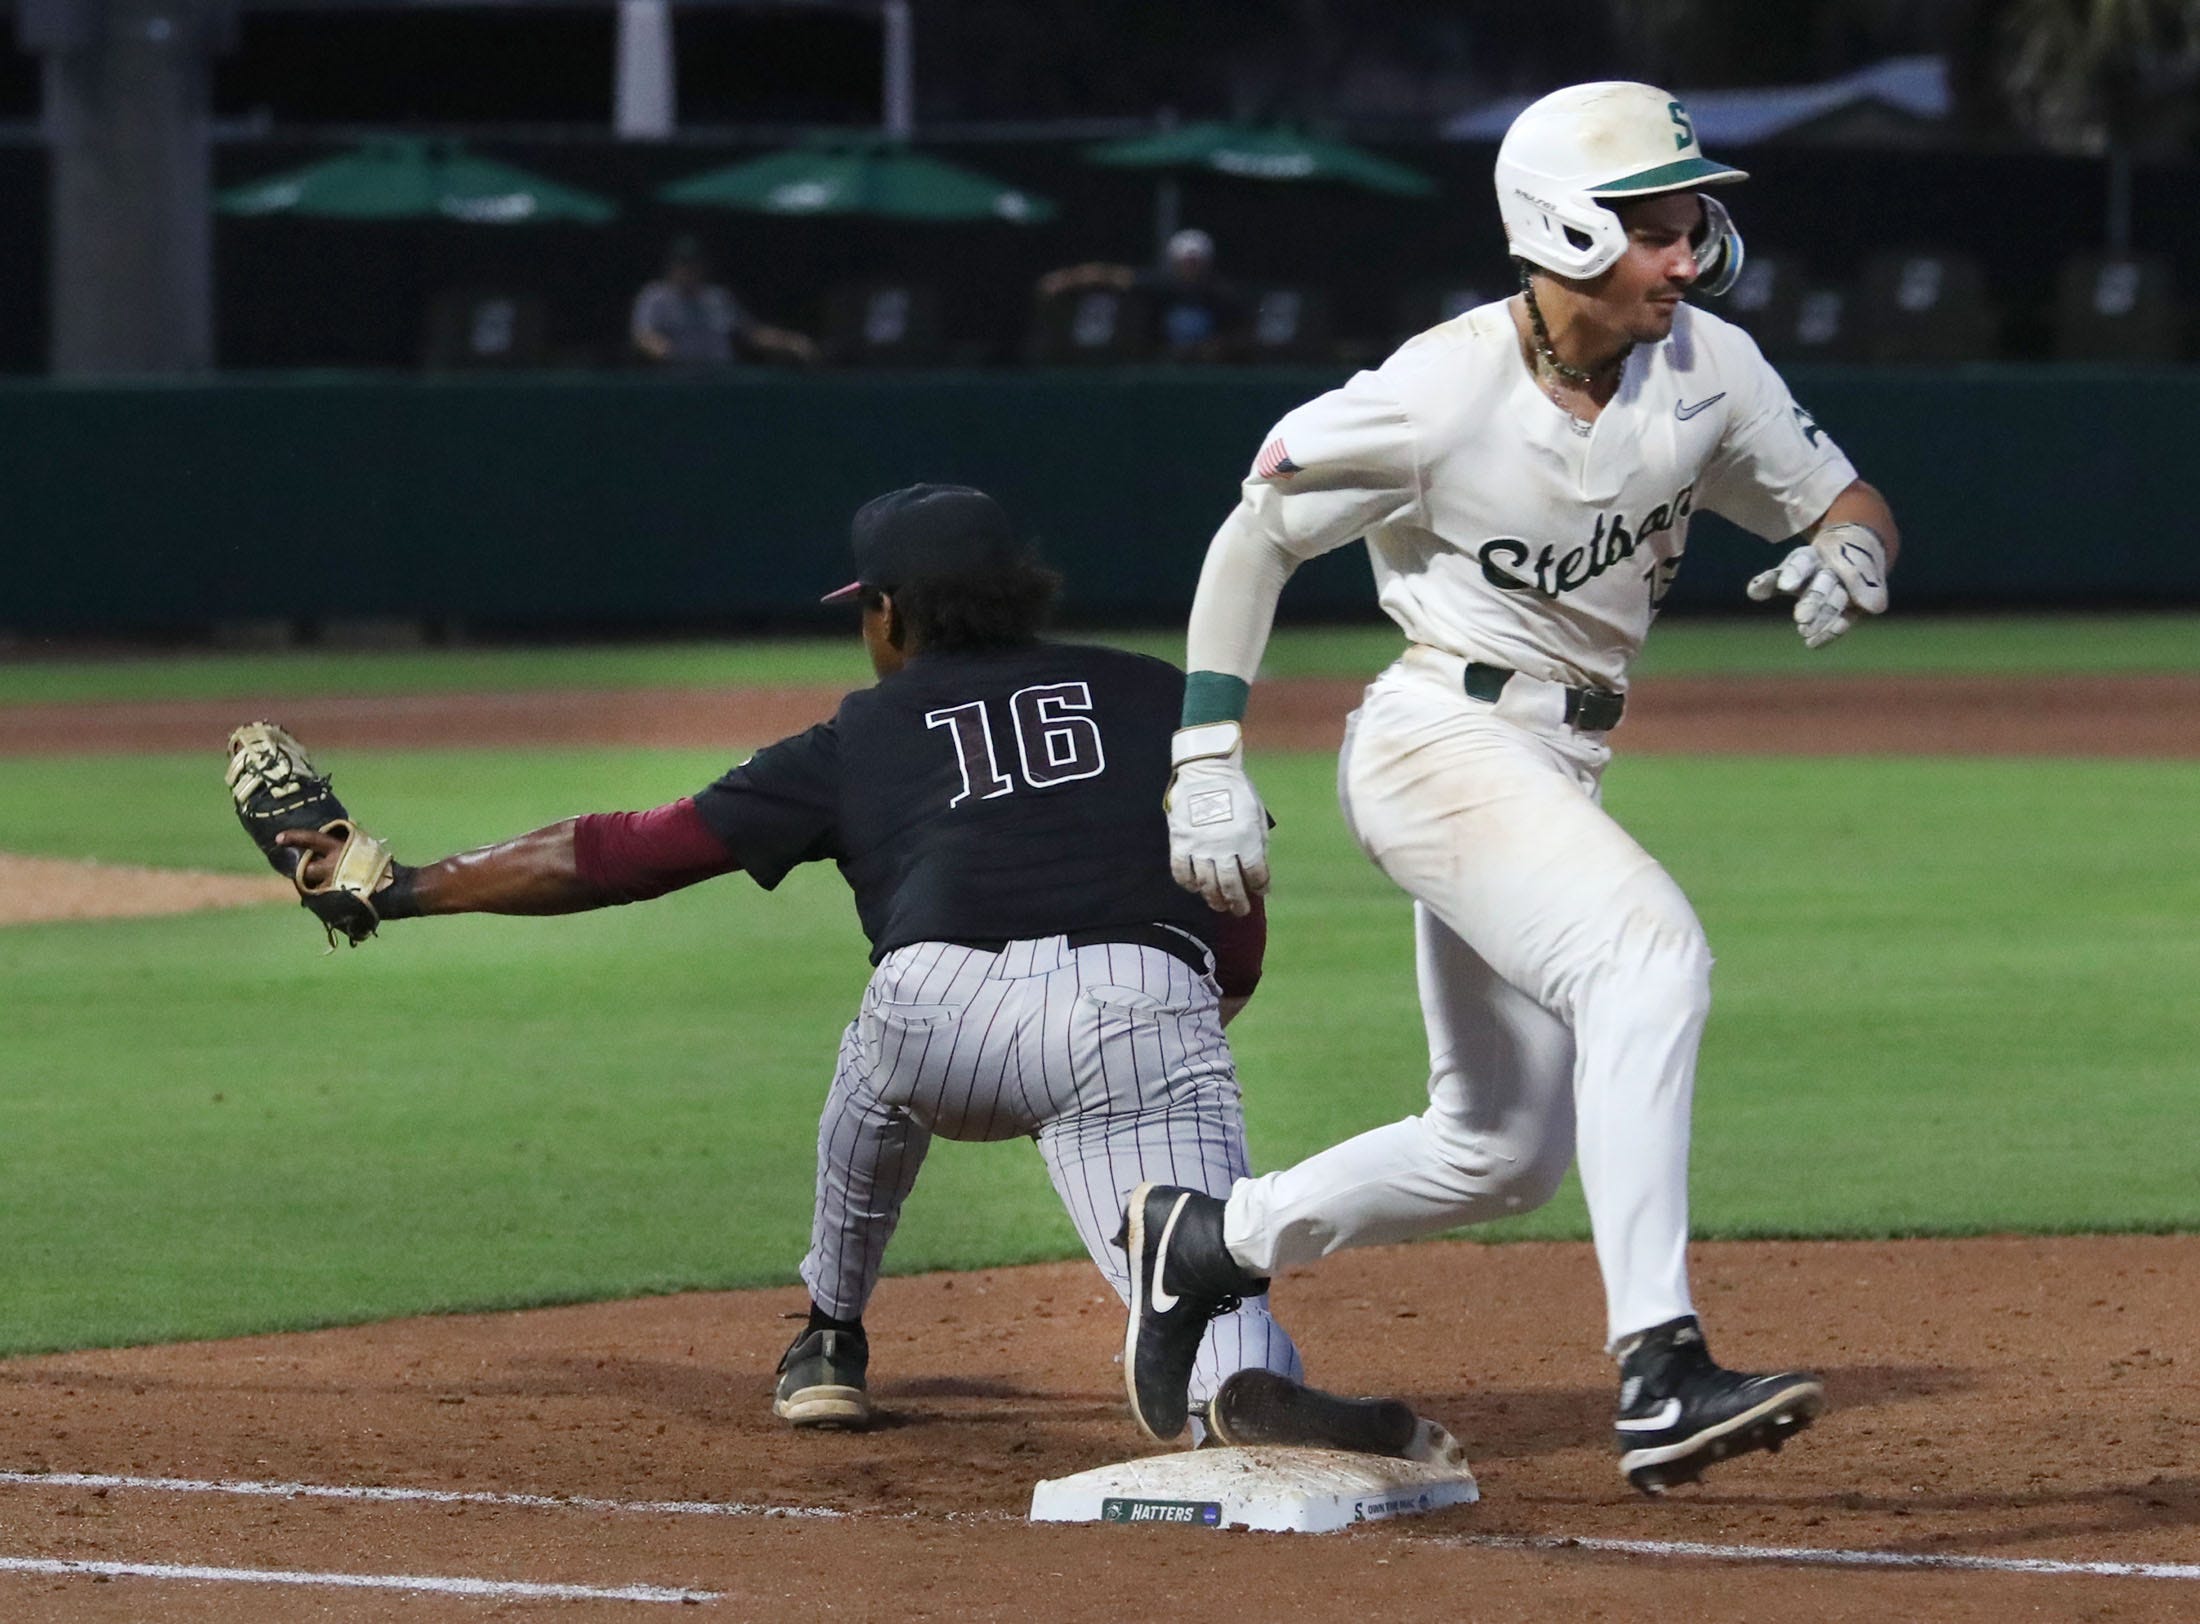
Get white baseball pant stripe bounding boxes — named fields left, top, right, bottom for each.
left=805, top=936, right=1302, bottom=1411
left=1222, top=646, right=1706, bottom=1348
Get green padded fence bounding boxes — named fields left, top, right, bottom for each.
left=2, top=365, right=2193, bottom=634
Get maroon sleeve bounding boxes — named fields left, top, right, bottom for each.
left=1209, top=893, right=1267, bottom=1000
left=571, top=797, right=742, bottom=903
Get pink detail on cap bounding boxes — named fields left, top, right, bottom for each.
left=821, top=580, right=863, bottom=603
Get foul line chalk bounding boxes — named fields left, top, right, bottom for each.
left=1446, top=1533, right=2200, bottom=1583
left=0, top=1555, right=715, bottom=1604
left=0, top=1469, right=842, bottom=1521
left=13, top=1468, right=2192, bottom=1582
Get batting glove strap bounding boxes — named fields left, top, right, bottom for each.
left=1165, top=730, right=1271, bottom=918
left=1171, top=721, right=1245, bottom=768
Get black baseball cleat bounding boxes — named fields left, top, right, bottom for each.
left=1117, top=1183, right=1268, bottom=1443
left=773, top=1325, right=872, bottom=1429
left=1615, top=1315, right=1824, bottom=1494
left=1208, top=1369, right=1421, bottom=1456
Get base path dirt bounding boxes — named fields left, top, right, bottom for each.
left=2, top=673, right=2195, bottom=758
left=1, top=1235, right=2193, bottom=1621
left=0, top=852, right=289, bottom=927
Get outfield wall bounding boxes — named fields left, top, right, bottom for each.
left=4, top=365, right=2193, bottom=635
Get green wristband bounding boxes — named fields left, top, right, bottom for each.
left=1182, top=670, right=1250, bottom=727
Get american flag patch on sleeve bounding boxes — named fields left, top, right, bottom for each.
left=1254, top=437, right=1301, bottom=479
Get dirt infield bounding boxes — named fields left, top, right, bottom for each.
left=3, top=672, right=2194, bottom=1616
left=0, top=1237, right=2193, bottom=1621
left=3, top=671, right=2196, bottom=758
left=0, top=852, right=288, bottom=927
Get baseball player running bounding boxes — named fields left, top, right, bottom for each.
left=1120, top=83, right=1902, bottom=1492
left=233, top=484, right=1456, bottom=1460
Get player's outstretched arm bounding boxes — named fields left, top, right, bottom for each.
left=227, top=722, right=747, bottom=948
left=279, top=797, right=747, bottom=924
left=276, top=820, right=610, bottom=919
left=1746, top=479, right=1902, bottom=650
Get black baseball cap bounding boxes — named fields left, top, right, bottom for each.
left=821, top=484, right=1019, bottom=603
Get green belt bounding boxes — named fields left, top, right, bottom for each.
left=1463, top=662, right=1626, bottom=732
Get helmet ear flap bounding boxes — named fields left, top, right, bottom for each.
left=1691, top=193, right=1744, bottom=297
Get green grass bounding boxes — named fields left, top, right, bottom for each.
left=2, top=743, right=2195, bottom=1354
left=3, top=611, right=2197, bottom=705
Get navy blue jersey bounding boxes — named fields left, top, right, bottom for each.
left=692, top=642, right=1214, bottom=961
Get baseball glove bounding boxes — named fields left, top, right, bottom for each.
left=225, top=721, right=398, bottom=947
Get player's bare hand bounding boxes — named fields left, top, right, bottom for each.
left=1746, top=522, right=1891, bottom=649
left=1165, top=722, right=1271, bottom=917
left=274, top=826, right=345, bottom=888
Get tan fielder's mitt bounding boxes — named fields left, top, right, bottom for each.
left=225, top=721, right=396, bottom=947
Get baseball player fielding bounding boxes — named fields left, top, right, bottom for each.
left=230, top=483, right=1454, bottom=1459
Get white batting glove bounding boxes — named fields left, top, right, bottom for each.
left=1746, top=522, right=1892, bottom=649
left=1166, top=722, right=1270, bottom=917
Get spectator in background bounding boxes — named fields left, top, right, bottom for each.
left=1037, top=228, right=1248, bottom=361
left=631, top=235, right=818, bottom=367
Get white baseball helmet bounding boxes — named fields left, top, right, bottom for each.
left=1495, top=81, right=1748, bottom=296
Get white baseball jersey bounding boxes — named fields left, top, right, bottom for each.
left=1208, top=300, right=1857, bottom=691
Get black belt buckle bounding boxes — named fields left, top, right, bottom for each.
left=1566, top=687, right=1626, bottom=732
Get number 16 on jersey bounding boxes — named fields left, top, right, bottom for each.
left=926, top=682, right=1109, bottom=807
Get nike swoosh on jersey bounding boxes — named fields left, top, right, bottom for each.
left=1149, top=1195, right=1190, bottom=1313
left=1674, top=393, right=1727, bottom=421
left=1614, top=1397, right=1684, bottom=1432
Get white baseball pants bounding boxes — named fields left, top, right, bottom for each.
left=1222, top=645, right=1709, bottom=1348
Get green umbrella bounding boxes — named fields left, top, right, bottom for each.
left=1087, top=122, right=1435, bottom=198
left=218, top=137, right=618, bottom=224
left=659, top=143, right=1056, bottom=224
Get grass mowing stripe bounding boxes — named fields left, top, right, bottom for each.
left=3, top=613, right=2197, bottom=704
left=1, top=749, right=2193, bottom=1353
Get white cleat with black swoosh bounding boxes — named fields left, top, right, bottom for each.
left=1615, top=1315, right=1824, bottom=1494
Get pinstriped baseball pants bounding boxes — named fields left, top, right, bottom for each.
left=803, top=935, right=1302, bottom=1412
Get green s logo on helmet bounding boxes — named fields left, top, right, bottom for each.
left=1669, top=101, right=1695, bottom=149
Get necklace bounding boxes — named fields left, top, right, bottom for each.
left=1551, top=393, right=1594, bottom=438
left=1532, top=346, right=1595, bottom=438
left=1519, top=267, right=1628, bottom=438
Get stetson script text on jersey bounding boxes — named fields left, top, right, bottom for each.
left=1475, top=483, right=1695, bottom=599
